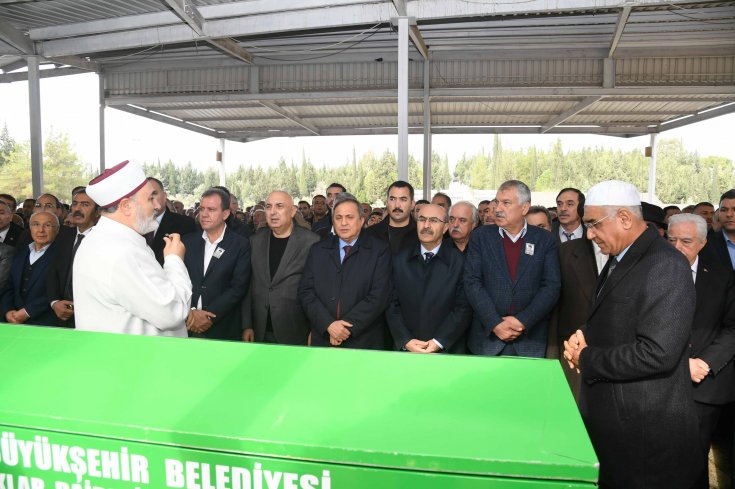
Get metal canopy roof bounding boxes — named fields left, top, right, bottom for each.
left=1, top=0, right=734, bottom=142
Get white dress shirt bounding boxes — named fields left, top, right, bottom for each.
left=197, top=225, right=226, bottom=309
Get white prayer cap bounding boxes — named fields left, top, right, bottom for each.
left=585, top=180, right=641, bottom=207
left=86, top=160, right=147, bottom=208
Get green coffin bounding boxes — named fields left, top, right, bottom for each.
left=0, top=324, right=597, bottom=488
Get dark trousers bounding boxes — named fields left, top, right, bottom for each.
left=695, top=401, right=722, bottom=489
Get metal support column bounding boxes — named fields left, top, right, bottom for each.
left=397, top=16, right=409, bottom=181
left=98, top=73, right=106, bottom=172
left=647, top=133, right=657, bottom=201
left=422, top=59, right=431, bottom=201
left=218, top=138, right=226, bottom=186
left=27, top=56, right=43, bottom=197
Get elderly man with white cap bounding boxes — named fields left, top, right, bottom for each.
left=564, top=180, right=700, bottom=489
left=73, top=160, right=192, bottom=337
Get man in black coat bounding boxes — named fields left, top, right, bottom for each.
left=311, top=183, right=345, bottom=236
left=703, top=189, right=735, bottom=270
left=386, top=203, right=471, bottom=353
left=298, top=192, right=392, bottom=350
left=46, top=187, right=99, bottom=328
left=668, top=213, right=735, bottom=488
left=182, top=188, right=250, bottom=341
left=548, top=234, right=604, bottom=400
left=565, top=180, right=700, bottom=489
left=147, top=177, right=196, bottom=265
left=0, top=197, right=23, bottom=247
left=364, top=180, right=418, bottom=255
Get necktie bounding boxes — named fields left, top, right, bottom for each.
left=596, top=257, right=618, bottom=297
left=64, top=234, right=85, bottom=300
left=342, top=245, right=352, bottom=263
left=563, top=232, right=574, bottom=241
left=424, top=251, right=434, bottom=262
left=144, top=231, right=155, bottom=246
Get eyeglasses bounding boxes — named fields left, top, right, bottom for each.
left=417, top=216, right=447, bottom=225
left=586, top=213, right=612, bottom=230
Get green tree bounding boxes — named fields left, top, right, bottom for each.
left=431, top=152, right=450, bottom=190
left=0, top=123, right=15, bottom=167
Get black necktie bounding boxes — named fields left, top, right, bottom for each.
left=563, top=232, right=574, bottom=241
left=596, top=257, right=618, bottom=297
left=424, top=251, right=434, bottom=262
left=342, top=245, right=352, bottom=263
left=64, top=233, right=85, bottom=300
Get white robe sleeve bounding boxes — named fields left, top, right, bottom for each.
left=111, top=250, right=192, bottom=333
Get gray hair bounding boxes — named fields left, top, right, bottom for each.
left=332, top=192, right=361, bottom=215
left=668, top=213, right=708, bottom=241
left=601, top=205, right=643, bottom=220
left=498, top=180, right=531, bottom=205
left=30, top=210, right=60, bottom=228
left=450, top=201, right=479, bottom=226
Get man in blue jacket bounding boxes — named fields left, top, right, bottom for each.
left=464, top=180, right=560, bottom=358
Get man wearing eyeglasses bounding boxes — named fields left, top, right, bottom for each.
left=1, top=211, right=60, bottom=326
left=464, top=179, right=561, bottom=359
left=386, top=204, right=472, bottom=354
left=563, top=180, right=700, bottom=489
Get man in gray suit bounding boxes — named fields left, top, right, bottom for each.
left=564, top=180, right=700, bottom=489
left=242, top=190, right=319, bottom=344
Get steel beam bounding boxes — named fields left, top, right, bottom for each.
left=218, top=138, right=226, bottom=186
left=209, top=38, right=252, bottom=64
left=99, top=74, right=106, bottom=172
left=541, top=97, right=602, bottom=133
left=162, top=0, right=206, bottom=36
left=0, top=18, right=34, bottom=54
left=397, top=16, right=409, bottom=181
left=647, top=133, right=657, bottom=200
left=423, top=58, right=431, bottom=200
left=657, top=102, right=735, bottom=132
left=27, top=56, right=43, bottom=196
left=0, top=66, right=86, bottom=83
left=608, top=5, right=632, bottom=58
left=259, top=101, right=320, bottom=135
left=111, top=105, right=222, bottom=138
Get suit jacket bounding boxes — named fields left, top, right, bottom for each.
left=463, top=224, right=561, bottom=357
left=0, top=243, right=15, bottom=293
left=690, top=254, right=735, bottom=405
left=363, top=217, right=419, bottom=255
left=2, top=221, right=23, bottom=247
left=182, top=228, right=251, bottom=340
left=45, top=228, right=82, bottom=328
left=578, top=226, right=700, bottom=489
left=310, top=210, right=331, bottom=234
left=151, top=210, right=197, bottom=265
left=1, top=242, right=57, bottom=326
left=298, top=232, right=392, bottom=350
left=548, top=236, right=599, bottom=357
left=386, top=242, right=472, bottom=353
left=243, top=224, right=320, bottom=345
left=703, top=230, right=733, bottom=270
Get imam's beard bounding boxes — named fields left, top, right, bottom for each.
left=134, top=204, right=159, bottom=235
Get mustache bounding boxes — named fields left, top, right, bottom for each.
left=450, top=227, right=461, bottom=234
left=420, top=228, right=434, bottom=235
left=391, top=208, right=403, bottom=214
left=495, top=212, right=506, bottom=219
left=73, top=211, right=84, bottom=218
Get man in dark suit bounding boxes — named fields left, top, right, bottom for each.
left=364, top=180, right=418, bottom=255
left=464, top=180, right=561, bottom=358
left=386, top=203, right=472, bottom=353
left=704, top=189, right=735, bottom=270
left=243, top=190, right=319, bottom=345
left=668, top=213, right=735, bottom=489
left=552, top=188, right=586, bottom=243
left=46, top=187, right=99, bottom=328
left=299, top=192, right=392, bottom=350
left=1, top=211, right=59, bottom=326
left=0, top=196, right=23, bottom=247
left=0, top=242, right=15, bottom=293
left=547, top=234, right=604, bottom=401
left=182, top=187, right=250, bottom=341
left=147, top=177, right=196, bottom=265
left=565, top=180, right=701, bottom=489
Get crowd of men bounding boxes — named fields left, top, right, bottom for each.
left=1, top=159, right=734, bottom=489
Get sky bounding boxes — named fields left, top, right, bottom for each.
left=1, top=72, right=734, bottom=176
